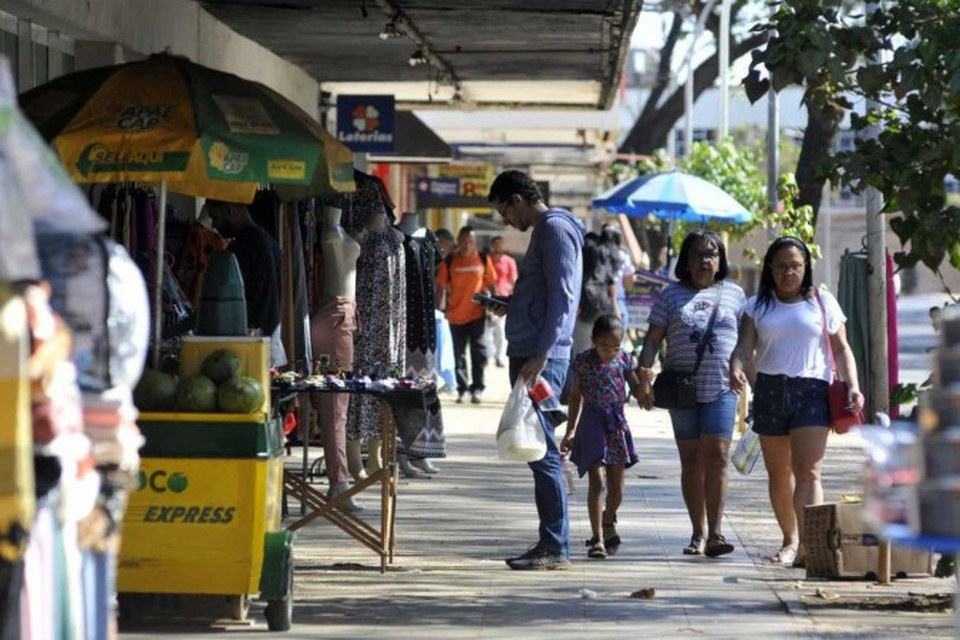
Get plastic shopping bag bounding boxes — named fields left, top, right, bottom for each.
left=496, top=379, right=547, bottom=462
left=731, top=423, right=762, bottom=475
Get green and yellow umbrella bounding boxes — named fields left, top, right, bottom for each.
left=20, top=53, right=355, bottom=364
left=20, top=52, right=354, bottom=200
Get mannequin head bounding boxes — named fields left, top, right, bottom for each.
left=397, top=211, right=422, bottom=234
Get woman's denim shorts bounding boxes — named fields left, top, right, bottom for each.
left=668, top=389, right=738, bottom=441
left=752, top=373, right=830, bottom=436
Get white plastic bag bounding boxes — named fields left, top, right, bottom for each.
left=732, top=424, right=762, bottom=475
left=496, top=379, right=547, bottom=462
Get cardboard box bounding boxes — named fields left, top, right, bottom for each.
left=804, top=502, right=933, bottom=579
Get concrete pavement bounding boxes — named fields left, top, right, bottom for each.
left=123, top=295, right=957, bottom=638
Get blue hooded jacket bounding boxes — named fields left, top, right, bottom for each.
left=506, top=207, right=585, bottom=359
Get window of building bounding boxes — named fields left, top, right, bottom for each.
left=673, top=128, right=716, bottom=158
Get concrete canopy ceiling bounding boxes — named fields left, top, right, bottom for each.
left=198, top=0, right=643, bottom=110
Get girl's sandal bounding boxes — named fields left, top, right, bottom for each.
left=602, top=512, right=621, bottom=555
left=587, top=540, right=608, bottom=559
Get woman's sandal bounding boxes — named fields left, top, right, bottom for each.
left=769, top=546, right=798, bottom=566
left=587, top=539, right=608, bottom=559
left=683, top=534, right=705, bottom=555
left=602, top=512, right=621, bottom=555
left=704, top=534, right=735, bottom=558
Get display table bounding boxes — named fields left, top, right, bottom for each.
left=274, top=380, right=434, bottom=573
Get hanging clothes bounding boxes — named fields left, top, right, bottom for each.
left=280, top=203, right=312, bottom=371
left=348, top=226, right=406, bottom=443
left=838, top=250, right=899, bottom=419
left=886, top=252, right=900, bottom=419
left=394, top=229, right=446, bottom=459
left=318, top=169, right=395, bottom=237
left=838, top=251, right=870, bottom=414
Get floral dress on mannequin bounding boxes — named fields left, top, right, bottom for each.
left=347, top=224, right=406, bottom=443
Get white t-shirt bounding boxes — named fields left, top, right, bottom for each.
left=744, top=290, right=846, bottom=382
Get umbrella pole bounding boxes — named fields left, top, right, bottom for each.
left=151, top=179, right=168, bottom=369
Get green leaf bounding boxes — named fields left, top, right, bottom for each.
left=744, top=71, right=770, bottom=104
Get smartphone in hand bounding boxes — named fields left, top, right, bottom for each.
left=472, top=293, right=508, bottom=310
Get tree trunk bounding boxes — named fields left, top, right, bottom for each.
left=795, top=86, right=844, bottom=226
left=619, top=32, right=768, bottom=154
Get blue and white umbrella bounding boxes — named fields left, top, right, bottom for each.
left=593, top=171, right=753, bottom=224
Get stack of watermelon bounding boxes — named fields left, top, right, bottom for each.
left=133, top=349, right=264, bottom=413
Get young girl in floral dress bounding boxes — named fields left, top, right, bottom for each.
left=561, top=314, right=641, bottom=559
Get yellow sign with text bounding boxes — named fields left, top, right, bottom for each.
left=439, top=164, right=493, bottom=198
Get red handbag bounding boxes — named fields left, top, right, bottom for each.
left=814, top=290, right=865, bottom=434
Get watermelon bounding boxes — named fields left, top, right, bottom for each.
left=200, top=349, right=242, bottom=385
left=177, top=375, right=218, bottom=412
left=217, top=376, right=265, bottom=413
left=133, top=370, right=178, bottom=412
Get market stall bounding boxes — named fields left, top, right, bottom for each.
left=19, top=52, right=355, bottom=631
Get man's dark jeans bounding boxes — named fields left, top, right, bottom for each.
left=508, top=356, right=570, bottom=558
left=451, top=317, right=488, bottom=394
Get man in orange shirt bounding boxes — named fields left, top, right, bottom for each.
left=436, top=226, right=497, bottom=404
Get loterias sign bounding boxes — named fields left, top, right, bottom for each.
left=336, top=94, right=395, bottom=153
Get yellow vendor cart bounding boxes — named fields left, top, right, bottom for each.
left=118, top=337, right=294, bottom=631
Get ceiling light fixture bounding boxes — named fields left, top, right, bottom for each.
left=378, top=15, right=403, bottom=39
left=408, top=49, right=428, bottom=67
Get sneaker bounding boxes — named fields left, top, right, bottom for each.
left=455, top=392, right=465, bottom=404
left=505, top=546, right=571, bottom=571
left=471, top=391, right=483, bottom=404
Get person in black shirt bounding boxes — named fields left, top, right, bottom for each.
left=206, top=199, right=282, bottom=338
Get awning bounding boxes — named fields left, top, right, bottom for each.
left=367, top=111, right=452, bottom=164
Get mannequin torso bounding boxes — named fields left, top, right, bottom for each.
left=321, top=206, right=360, bottom=302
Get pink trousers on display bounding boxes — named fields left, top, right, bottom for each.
left=310, top=297, right=357, bottom=484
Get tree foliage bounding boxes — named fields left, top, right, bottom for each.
left=744, top=0, right=960, bottom=274
left=619, top=1, right=769, bottom=155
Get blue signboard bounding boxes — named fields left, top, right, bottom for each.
left=415, top=177, right=460, bottom=198
left=336, top=94, right=395, bottom=152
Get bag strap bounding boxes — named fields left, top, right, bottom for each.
left=813, top=289, right=839, bottom=378
left=692, top=281, right=724, bottom=376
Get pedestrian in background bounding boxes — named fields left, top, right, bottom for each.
left=561, top=314, right=640, bottom=560
left=600, top=224, right=636, bottom=347
left=487, top=235, right=517, bottom=368
left=435, top=227, right=456, bottom=259
left=487, top=169, right=584, bottom=571
left=636, top=230, right=745, bottom=558
left=730, top=236, right=864, bottom=567
left=435, top=225, right=497, bottom=404
left=562, top=232, right=618, bottom=403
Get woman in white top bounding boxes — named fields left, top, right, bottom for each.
left=730, top=236, right=864, bottom=567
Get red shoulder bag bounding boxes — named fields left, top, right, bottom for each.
left=814, top=290, right=864, bottom=434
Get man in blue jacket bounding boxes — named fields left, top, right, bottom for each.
left=487, top=170, right=584, bottom=570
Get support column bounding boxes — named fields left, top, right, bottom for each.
left=73, top=40, right=123, bottom=72
left=47, top=30, right=61, bottom=80
left=17, top=19, right=33, bottom=91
